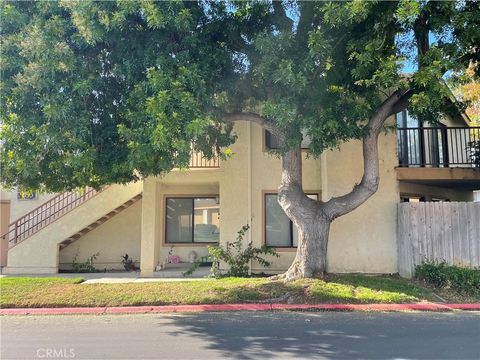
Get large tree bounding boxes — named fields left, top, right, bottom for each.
left=1, top=1, right=478, bottom=279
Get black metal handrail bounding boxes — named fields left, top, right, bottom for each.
left=396, top=126, right=480, bottom=168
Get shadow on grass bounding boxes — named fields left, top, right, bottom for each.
left=326, top=274, right=434, bottom=301
left=200, top=276, right=432, bottom=305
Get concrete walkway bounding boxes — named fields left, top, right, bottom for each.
left=0, top=265, right=211, bottom=284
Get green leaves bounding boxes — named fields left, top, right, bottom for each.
left=1, top=1, right=477, bottom=191
left=186, top=224, right=279, bottom=278
left=395, top=0, right=421, bottom=26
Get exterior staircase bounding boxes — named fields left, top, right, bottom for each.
left=2, top=182, right=143, bottom=274
left=59, top=193, right=142, bottom=250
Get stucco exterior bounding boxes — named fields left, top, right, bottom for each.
left=2, top=117, right=477, bottom=275
left=4, top=183, right=143, bottom=274
left=59, top=200, right=142, bottom=271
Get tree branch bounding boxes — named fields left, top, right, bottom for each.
left=296, top=1, right=315, bottom=43
left=323, top=89, right=409, bottom=220
left=413, top=10, right=429, bottom=67
left=272, top=2, right=293, bottom=32
left=221, top=111, right=285, bottom=143
left=391, top=89, right=414, bottom=114
left=278, top=146, right=323, bottom=226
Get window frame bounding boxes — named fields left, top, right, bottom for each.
left=17, top=190, right=37, bottom=201
left=399, top=193, right=426, bottom=203
left=264, top=130, right=311, bottom=151
left=263, top=191, right=320, bottom=249
left=164, top=195, right=220, bottom=245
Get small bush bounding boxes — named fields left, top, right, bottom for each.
left=72, top=251, right=100, bottom=273
left=415, top=260, right=480, bottom=296
left=184, top=224, right=279, bottom=278
left=414, top=260, right=449, bottom=288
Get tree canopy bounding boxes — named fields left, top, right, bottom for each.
left=1, top=1, right=479, bottom=192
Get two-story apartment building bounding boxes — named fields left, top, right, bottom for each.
left=1, top=111, right=479, bottom=275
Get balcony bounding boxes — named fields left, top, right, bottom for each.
left=396, top=127, right=480, bottom=190
left=188, top=150, right=220, bottom=168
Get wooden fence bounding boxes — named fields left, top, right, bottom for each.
left=397, top=202, right=480, bottom=277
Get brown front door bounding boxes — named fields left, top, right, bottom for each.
left=0, top=200, right=11, bottom=267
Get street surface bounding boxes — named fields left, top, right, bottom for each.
left=1, top=311, right=479, bottom=359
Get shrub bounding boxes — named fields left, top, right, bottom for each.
left=184, top=224, right=279, bottom=278
left=72, top=250, right=100, bottom=273
left=121, top=253, right=139, bottom=271
left=415, top=260, right=480, bottom=296
left=414, top=260, right=449, bottom=288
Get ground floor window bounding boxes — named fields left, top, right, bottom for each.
left=264, top=193, right=318, bottom=248
left=400, top=194, right=425, bottom=203
left=400, top=194, right=450, bottom=202
left=165, top=197, right=220, bottom=243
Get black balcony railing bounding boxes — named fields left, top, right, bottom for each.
left=397, top=127, right=480, bottom=168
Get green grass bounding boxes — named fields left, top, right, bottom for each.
left=0, top=275, right=446, bottom=309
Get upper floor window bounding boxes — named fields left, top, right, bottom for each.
left=396, top=109, right=420, bottom=129
left=17, top=190, right=37, bottom=200
left=265, top=130, right=311, bottom=150
left=396, top=109, right=450, bottom=168
left=165, top=197, right=220, bottom=244
left=264, top=192, right=318, bottom=248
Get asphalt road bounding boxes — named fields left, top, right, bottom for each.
left=1, top=311, right=479, bottom=360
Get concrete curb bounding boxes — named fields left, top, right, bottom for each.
left=1, top=303, right=479, bottom=315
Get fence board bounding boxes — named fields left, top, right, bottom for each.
left=451, top=202, right=462, bottom=265
left=467, top=202, right=476, bottom=266
left=397, top=202, right=480, bottom=278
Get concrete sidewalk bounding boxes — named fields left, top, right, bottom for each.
left=0, top=265, right=211, bottom=283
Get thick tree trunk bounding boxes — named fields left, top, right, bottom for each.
left=282, top=216, right=331, bottom=281
left=275, top=146, right=331, bottom=280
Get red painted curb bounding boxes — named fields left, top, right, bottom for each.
left=270, top=303, right=460, bottom=312
left=1, top=303, right=479, bottom=316
left=446, top=304, right=480, bottom=310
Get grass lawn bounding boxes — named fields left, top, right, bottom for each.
left=1, top=274, right=463, bottom=309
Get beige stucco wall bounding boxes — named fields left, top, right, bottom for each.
left=58, top=200, right=142, bottom=271
left=325, top=122, right=400, bottom=273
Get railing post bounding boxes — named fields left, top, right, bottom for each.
left=14, top=221, right=18, bottom=244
